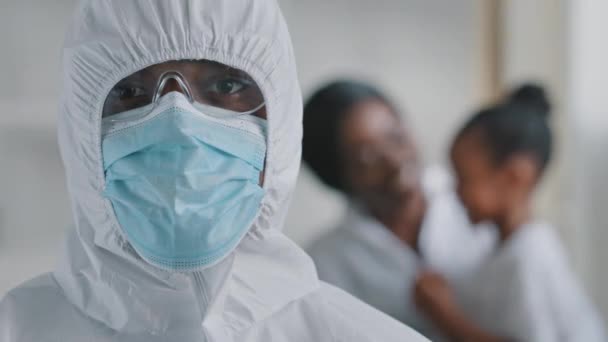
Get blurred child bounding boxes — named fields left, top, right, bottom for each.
left=415, top=84, right=605, bottom=341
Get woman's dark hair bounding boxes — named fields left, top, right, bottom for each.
left=302, top=80, right=393, bottom=191
left=457, top=83, right=553, bottom=172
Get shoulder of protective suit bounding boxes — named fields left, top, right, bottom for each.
left=316, top=282, right=429, bottom=341
left=1, top=274, right=51, bottom=339
left=0, top=273, right=81, bottom=341
left=248, top=281, right=429, bottom=342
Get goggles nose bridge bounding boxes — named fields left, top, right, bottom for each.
left=153, top=71, right=194, bottom=104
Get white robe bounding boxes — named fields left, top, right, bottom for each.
left=0, top=0, right=427, bottom=341
left=457, top=221, right=606, bottom=341
left=308, top=168, right=496, bottom=338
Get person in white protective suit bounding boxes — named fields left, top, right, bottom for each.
left=303, top=81, right=496, bottom=339
left=0, top=1, right=429, bottom=341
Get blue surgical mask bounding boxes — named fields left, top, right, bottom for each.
left=101, top=92, right=266, bottom=271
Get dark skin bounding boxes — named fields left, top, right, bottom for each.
left=414, top=128, right=540, bottom=342
left=338, top=99, right=427, bottom=250
left=102, top=59, right=268, bottom=185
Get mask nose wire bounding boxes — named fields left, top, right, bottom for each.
left=152, top=71, right=194, bottom=104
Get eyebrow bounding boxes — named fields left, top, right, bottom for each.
left=116, top=70, right=156, bottom=86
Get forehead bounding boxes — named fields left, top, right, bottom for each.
left=341, top=99, right=403, bottom=142
left=452, top=130, right=494, bottom=169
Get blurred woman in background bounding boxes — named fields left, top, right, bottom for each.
left=415, top=84, right=605, bottom=341
left=303, top=80, right=496, bottom=338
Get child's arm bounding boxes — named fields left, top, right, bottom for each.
left=414, top=271, right=510, bottom=342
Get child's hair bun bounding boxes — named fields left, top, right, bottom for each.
left=507, top=83, right=551, bottom=119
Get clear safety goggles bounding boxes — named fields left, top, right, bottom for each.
left=102, top=60, right=265, bottom=122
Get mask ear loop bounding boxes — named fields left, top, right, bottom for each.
left=152, top=71, right=195, bottom=104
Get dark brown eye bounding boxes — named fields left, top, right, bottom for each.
left=209, top=78, right=248, bottom=95
left=113, top=86, right=146, bottom=100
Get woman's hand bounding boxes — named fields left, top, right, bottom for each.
left=414, top=270, right=509, bottom=342
left=414, top=270, right=457, bottom=321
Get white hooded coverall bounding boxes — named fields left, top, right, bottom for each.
left=0, top=1, right=427, bottom=341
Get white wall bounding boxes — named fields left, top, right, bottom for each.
left=566, top=0, right=608, bottom=320
left=0, top=0, right=480, bottom=294
left=0, top=0, right=78, bottom=295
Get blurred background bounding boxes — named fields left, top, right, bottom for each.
left=0, top=0, right=606, bottom=324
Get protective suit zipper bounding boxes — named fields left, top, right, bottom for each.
left=192, top=271, right=210, bottom=339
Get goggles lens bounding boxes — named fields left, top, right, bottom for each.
left=102, top=60, right=265, bottom=118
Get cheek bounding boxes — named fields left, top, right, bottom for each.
left=259, top=159, right=267, bottom=186
left=476, top=186, right=500, bottom=211
left=459, top=182, right=500, bottom=218
left=345, top=167, right=380, bottom=195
